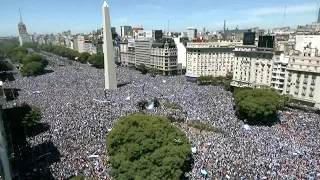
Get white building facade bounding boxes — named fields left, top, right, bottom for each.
left=231, top=45, right=274, bottom=88
left=187, top=27, right=197, bottom=40
left=186, top=42, right=242, bottom=82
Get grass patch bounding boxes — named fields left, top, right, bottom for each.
left=187, top=120, right=224, bottom=133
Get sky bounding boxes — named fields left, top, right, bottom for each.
left=0, top=0, right=319, bottom=36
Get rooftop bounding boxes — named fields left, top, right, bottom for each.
left=152, top=38, right=176, bottom=48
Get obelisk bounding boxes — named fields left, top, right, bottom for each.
left=102, top=1, right=117, bottom=90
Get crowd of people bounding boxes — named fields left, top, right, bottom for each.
left=4, top=52, right=320, bottom=179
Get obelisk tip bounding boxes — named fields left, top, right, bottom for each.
left=103, top=1, right=109, bottom=8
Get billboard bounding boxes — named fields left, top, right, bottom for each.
left=128, top=39, right=135, bottom=47
left=138, top=30, right=153, bottom=38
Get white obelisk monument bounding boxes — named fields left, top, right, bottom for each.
left=102, top=1, right=117, bottom=90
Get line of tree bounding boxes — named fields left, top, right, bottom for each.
left=39, top=45, right=105, bottom=68
left=106, top=114, right=192, bottom=180
left=196, top=72, right=233, bottom=91
left=233, top=88, right=291, bottom=125
left=20, top=53, right=49, bottom=76
left=138, top=63, right=159, bottom=77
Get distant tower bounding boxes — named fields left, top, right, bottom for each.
left=283, top=6, right=287, bottom=27
left=317, top=7, right=320, bottom=23
left=167, top=20, right=170, bottom=36
left=102, top=1, right=117, bottom=90
left=18, top=8, right=30, bottom=46
left=223, top=20, right=226, bottom=33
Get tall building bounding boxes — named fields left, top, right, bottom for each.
left=111, top=27, right=116, bottom=35
left=318, top=7, right=320, bottom=23
left=120, top=26, right=133, bottom=37
left=150, top=39, right=178, bottom=75
left=186, top=41, right=242, bottom=82
left=283, top=47, right=320, bottom=108
left=231, top=35, right=320, bottom=109
left=135, top=38, right=153, bottom=66
left=18, top=9, right=31, bottom=46
left=231, top=44, right=274, bottom=88
left=270, top=53, right=289, bottom=93
left=173, top=38, right=188, bottom=74
left=120, top=39, right=135, bottom=67
left=187, top=27, right=197, bottom=40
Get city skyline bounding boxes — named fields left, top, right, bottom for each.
left=0, top=0, right=320, bottom=36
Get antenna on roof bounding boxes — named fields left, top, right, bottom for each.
left=168, top=20, right=170, bottom=36
left=316, top=2, right=319, bottom=22
left=283, top=5, right=286, bottom=27
left=19, top=8, right=23, bottom=23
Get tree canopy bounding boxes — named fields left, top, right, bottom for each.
left=39, top=45, right=105, bottom=68
left=20, top=61, right=44, bottom=77
left=233, top=88, right=290, bottom=125
left=88, top=54, right=104, bottom=68
left=22, top=53, right=48, bottom=68
left=106, top=114, right=192, bottom=180
left=78, top=52, right=91, bottom=63
left=197, top=75, right=232, bottom=91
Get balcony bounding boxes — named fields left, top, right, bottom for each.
left=303, top=80, right=308, bottom=84
left=309, top=93, right=314, bottom=97
left=302, top=92, right=306, bottom=96
left=296, top=79, right=300, bottom=83
left=288, top=78, right=291, bottom=82
left=311, top=81, right=315, bottom=85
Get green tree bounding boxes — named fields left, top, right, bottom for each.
left=233, top=89, right=287, bottom=125
left=12, top=46, right=28, bottom=56
left=20, top=61, right=44, bottom=76
left=88, top=54, right=104, bottom=68
left=149, top=68, right=159, bottom=77
left=138, top=63, right=148, bottom=74
left=11, top=53, right=26, bottom=63
left=106, top=114, right=192, bottom=180
left=78, top=52, right=91, bottom=63
left=23, top=42, right=39, bottom=51
left=22, top=106, right=42, bottom=127
left=22, top=53, right=48, bottom=68
left=0, top=50, right=5, bottom=60
left=0, top=62, right=14, bottom=71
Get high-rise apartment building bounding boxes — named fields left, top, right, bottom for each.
left=283, top=47, right=320, bottom=108
left=231, top=35, right=320, bottom=108
left=187, top=27, right=197, bottom=40
left=270, top=53, right=289, bottom=93
left=186, top=41, right=242, bottom=82
left=317, top=7, right=320, bottom=23
left=135, top=38, right=153, bottom=66
left=120, top=38, right=178, bottom=75
left=120, top=26, right=133, bottom=37
left=18, top=9, right=31, bottom=46
left=231, top=45, right=274, bottom=88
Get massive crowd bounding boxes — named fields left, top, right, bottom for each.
left=3, top=53, right=320, bottom=179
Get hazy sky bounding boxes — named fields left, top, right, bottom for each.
left=0, top=0, right=319, bottom=36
